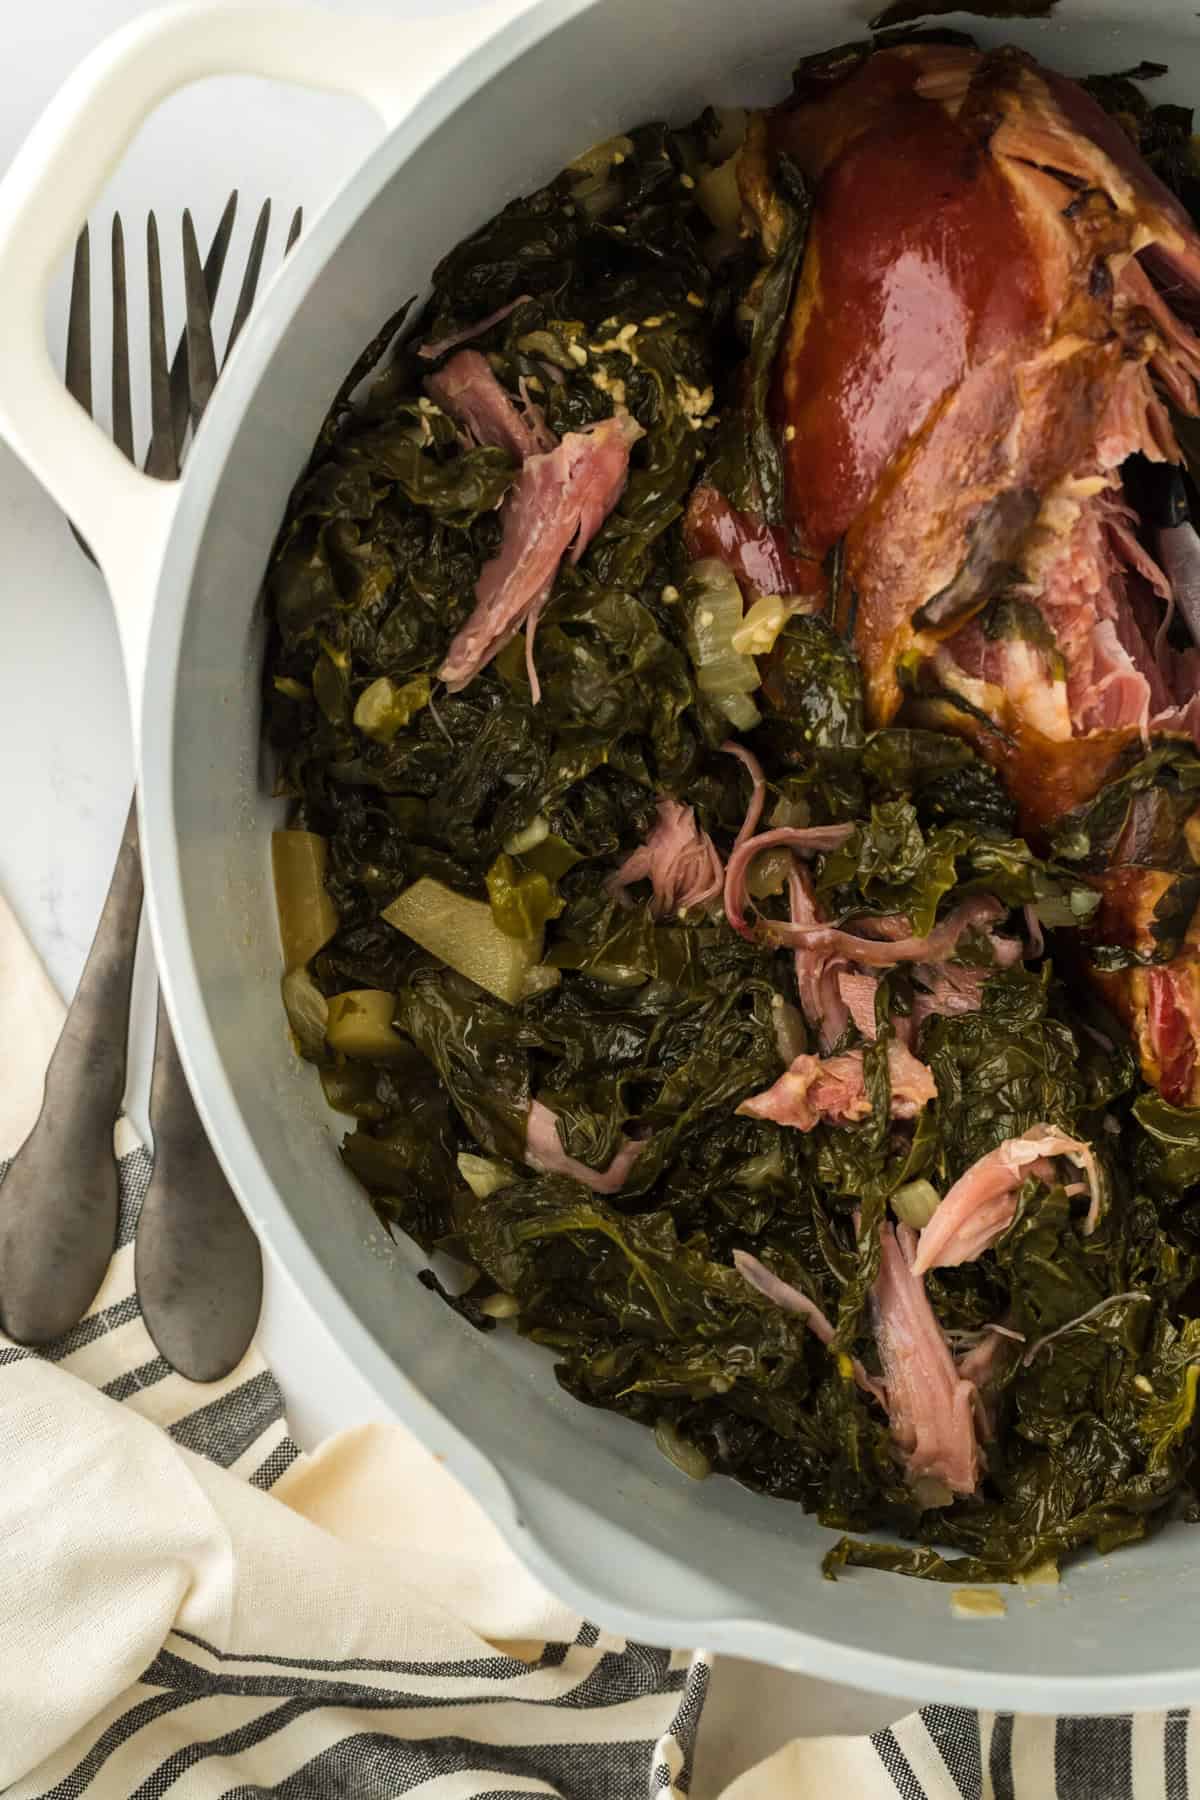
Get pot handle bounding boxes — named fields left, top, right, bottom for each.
left=0, top=0, right=532, bottom=699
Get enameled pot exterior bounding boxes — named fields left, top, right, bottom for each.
left=3, top=0, right=1200, bottom=1712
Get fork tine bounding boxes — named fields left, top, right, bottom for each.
left=64, top=226, right=97, bottom=563
left=222, top=198, right=270, bottom=365
left=145, top=213, right=178, bottom=480
left=285, top=205, right=303, bottom=253
left=65, top=226, right=92, bottom=416
left=164, top=190, right=237, bottom=463
left=182, top=210, right=219, bottom=432
left=205, top=191, right=239, bottom=298
left=62, top=195, right=283, bottom=502
left=110, top=216, right=134, bottom=464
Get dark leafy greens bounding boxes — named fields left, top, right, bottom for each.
left=262, top=75, right=1200, bottom=1594
left=706, top=157, right=811, bottom=526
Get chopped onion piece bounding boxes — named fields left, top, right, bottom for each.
left=383, top=877, right=560, bottom=1006
left=696, top=151, right=742, bottom=233
left=685, top=558, right=762, bottom=728
left=281, top=967, right=329, bottom=1061
left=1016, top=1560, right=1060, bottom=1588
left=272, top=830, right=338, bottom=972
left=457, top=1153, right=515, bottom=1199
left=478, top=1291, right=521, bottom=1319
left=771, top=995, right=807, bottom=1065
left=951, top=1589, right=1007, bottom=1619
left=654, top=1417, right=711, bottom=1481
left=326, top=990, right=406, bottom=1061
left=353, top=674, right=431, bottom=743
left=892, top=1179, right=942, bottom=1230
left=720, top=690, right=762, bottom=731
left=732, top=592, right=792, bottom=656
left=733, top=1145, right=787, bottom=1190
left=568, top=133, right=635, bottom=176
left=503, top=815, right=550, bottom=856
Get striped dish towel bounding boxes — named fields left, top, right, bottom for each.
left=731, top=1710, right=1194, bottom=1797
left=0, top=884, right=1189, bottom=1800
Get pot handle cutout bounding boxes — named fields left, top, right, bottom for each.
left=0, top=0, right=537, bottom=713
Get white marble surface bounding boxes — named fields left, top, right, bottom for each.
left=0, top=4, right=913, bottom=1779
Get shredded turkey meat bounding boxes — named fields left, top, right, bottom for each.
left=738, top=1041, right=937, bottom=1132
left=425, top=349, right=554, bottom=460
left=912, top=1128, right=1102, bottom=1276
left=908, top=963, right=991, bottom=1033
left=842, top=961, right=993, bottom=1045
left=733, top=1250, right=886, bottom=1405
left=761, top=894, right=1007, bottom=965
left=871, top=1222, right=983, bottom=1496
left=439, top=410, right=643, bottom=697
left=608, top=798, right=724, bottom=918
left=787, top=867, right=851, bottom=1052
left=418, top=295, right=532, bottom=360
left=722, top=824, right=857, bottom=938
left=836, top=970, right=880, bottom=1040
left=524, top=1100, right=643, bottom=1195
left=722, top=740, right=768, bottom=848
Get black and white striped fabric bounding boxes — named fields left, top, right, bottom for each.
left=860, top=1707, right=1196, bottom=1798
left=0, top=1137, right=709, bottom=1800
left=1, top=1136, right=1190, bottom=1800
left=0, top=1132, right=297, bottom=1485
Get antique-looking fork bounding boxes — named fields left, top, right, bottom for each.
left=0, top=197, right=299, bottom=1381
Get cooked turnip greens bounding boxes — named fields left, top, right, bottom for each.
left=264, top=44, right=1200, bottom=1585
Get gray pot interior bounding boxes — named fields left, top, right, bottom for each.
left=152, top=0, right=1200, bottom=1706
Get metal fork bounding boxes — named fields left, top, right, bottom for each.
left=0, top=196, right=300, bottom=1381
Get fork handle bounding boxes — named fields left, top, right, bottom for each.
left=0, top=0, right=535, bottom=730
left=0, top=798, right=141, bottom=1342
left=135, top=991, right=263, bottom=1384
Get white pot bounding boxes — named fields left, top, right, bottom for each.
left=0, top=0, right=1197, bottom=1713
